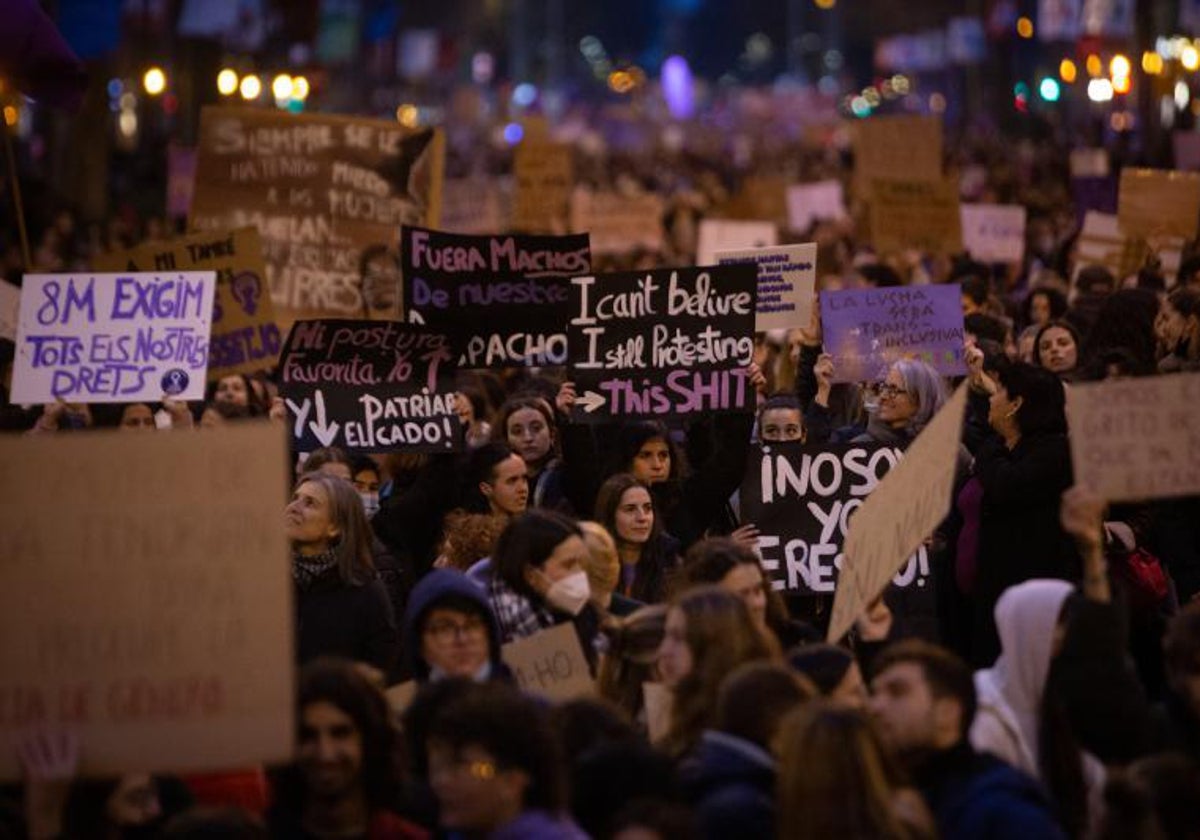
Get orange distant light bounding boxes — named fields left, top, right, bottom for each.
left=1060, top=59, right=1077, bottom=83
left=1016, top=17, right=1034, bottom=39
left=1112, top=74, right=1131, bottom=94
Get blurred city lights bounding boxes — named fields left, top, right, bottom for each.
left=502, top=122, right=524, bottom=144
left=395, top=104, right=419, bottom=127
left=1086, top=54, right=1102, bottom=77
left=216, top=69, right=238, bottom=96
left=239, top=74, right=262, bottom=100
left=1176, top=81, right=1191, bottom=110
left=1016, top=17, right=1034, bottom=39
left=1112, top=74, right=1131, bottom=95
left=1087, top=78, right=1114, bottom=102
left=1183, top=45, right=1200, bottom=71
left=292, top=76, right=310, bottom=101
left=106, top=78, right=123, bottom=98
left=1059, top=59, right=1077, bottom=84
left=813, top=0, right=836, bottom=9
left=1143, top=52, right=1164, bottom=75
left=142, top=67, right=166, bottom=96
left=1039, top=77, right=1061, bottom=102
left=512, top=83, right=538, bottom=107
left=1109, top=55, right=1131, bottom=78
left=271, top=74, right=294, bottom=100
left=3, top=106, right=18, bottom=127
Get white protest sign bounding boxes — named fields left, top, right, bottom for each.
left=716, top=242, right=818, bottom=332
left=961, top=204, right=1027, bottom=263
left=500, top=623, right=593, bottom=703
left=0, top=423, right=293, bottom=780
left=695, top=219, right=778, bottom=266
left=0, top=280, right=18, bottom=342
left=828, top=383, right=969, bottom=642
left=786, top=180, right=846, bottom=233
left=1066, top=373, right=1200, bottom=502
left=1070, top=148, right=1110, bottom=178
left=12, top=273, right=216, bottom=404
left=570, top=189, right=665, bottom=255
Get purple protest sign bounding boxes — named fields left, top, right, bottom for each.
left=820, top=285, right=966, bottom=383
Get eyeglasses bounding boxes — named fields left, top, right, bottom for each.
left=875, top=383, right=910, bottom=400
left=424, top=617, right=487, bottom=642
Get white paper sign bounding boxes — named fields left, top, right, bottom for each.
left=12, top=272, right=216, bottom=404
left=696, top=219, right=778, bottom=266
left=0, top=280, right=19, bottom=343
left=961, top=204, right=1027, bottom=263
left=786, top=180, right=846, bottom=232
left=716, top=242, right=818, bottom=332
left=1070, top=148, right=1110, bottom=179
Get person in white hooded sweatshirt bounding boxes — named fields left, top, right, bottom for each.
left=971, top=487, right=1121, bottom=839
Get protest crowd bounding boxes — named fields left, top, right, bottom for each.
left=7, top=3, right=1200, bottom=840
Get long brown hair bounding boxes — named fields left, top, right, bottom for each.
left=661, top=585, right=778, bottom=757
left=292, top=472, right=375, bottom=585
left=598, top=604, right=668, bottom=725
left=776, top=702, right=917, bottom=840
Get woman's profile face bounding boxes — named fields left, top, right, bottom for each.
left=656, top=607, right=693, bottom=689
left=285, top=480, right=338, bottom=550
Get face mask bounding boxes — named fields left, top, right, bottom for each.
left=360, top=492, right=379, bottom=519
left=543, top=570, right=591, bottom=616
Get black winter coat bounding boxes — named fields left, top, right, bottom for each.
left=295, top=567, right=399, bottom=674
left=678, top=731, right=776, bottom=840
left=972, top=432, right=1080, bottom=665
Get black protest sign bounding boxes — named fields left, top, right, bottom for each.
left=401, top=225, right=591, bottom=368
left=279, top=319, right=458, bottom=453
left=566, top=264, right=758, bottom=421
left=740, top=441, right=933, bottom=598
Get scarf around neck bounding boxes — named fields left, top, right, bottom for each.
left=292, top=548, right=339, bottom=590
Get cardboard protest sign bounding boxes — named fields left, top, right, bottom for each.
left=500, top=624, right=593, bottom=703
left=1069, top=148, right=1109, bottom=179
left=94, top=228, right=281, bottom=381
left=0, top=423, right=293, bottom=780
left=1174, top=132, right=1200, bottom=172
left=787, top=180, right=846, bottom=233
left=869, top=178, right=963, bottom=255
left=820, top=284, right=967, bottom=384
left=167, top=145, right=197, bottom=219
left=1066, top=373, right=1200, bottom=502
left=643, top=682, right=672, bottom=745
left=1074, top=210, right=1184, bottom=283
left=1118, top=168, right=1200, bottom=240
left=190, top=106, right=444, bottom=326
left=852, top=115, right=942, bottom=195
left=569, top=189, right=664, bottom=255
left=0, top=280, right=18, bottom=342
left=828, top=383, right=969, bottom=641
left=960, top=204, right=1027, bottom=263
left=12, top=273, right=216, bottom=404
left=695, top=219, right=778, bottom=266
left=439, top=177, right=504, bottom=234
left=716, top=243, right=818, bottom=332
left=723, top=175, right=788, bottom=227
left=401, top=226, right=591, bottom=368
left=279, top=319, right=458, bottom=453
left=741, top=442, right=933, bottom=601
left=512, top=141, right=572, bottom=234
left=567, top=265, right=758, bottom=421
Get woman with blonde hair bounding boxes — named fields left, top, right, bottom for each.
left=776, top=701, right=933, bottom=840
left=656, top=586, right=778, bottom=757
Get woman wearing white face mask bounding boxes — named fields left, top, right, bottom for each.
left=485, top=510, right=601, bottom=668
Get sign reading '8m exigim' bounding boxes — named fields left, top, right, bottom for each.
left=12, top=272, right=216, bottom=404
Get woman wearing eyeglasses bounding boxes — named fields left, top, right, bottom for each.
left=401, top=568, right=510, bottom=684
left=805, top=356, right=952, bottom=447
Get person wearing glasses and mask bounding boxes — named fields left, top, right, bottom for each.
left=401, top=568, right=510, bottom=685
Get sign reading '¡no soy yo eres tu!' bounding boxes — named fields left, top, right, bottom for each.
left=12, top=272, right=216, bottom=404
left=567, top=264, right=758, bottom=420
